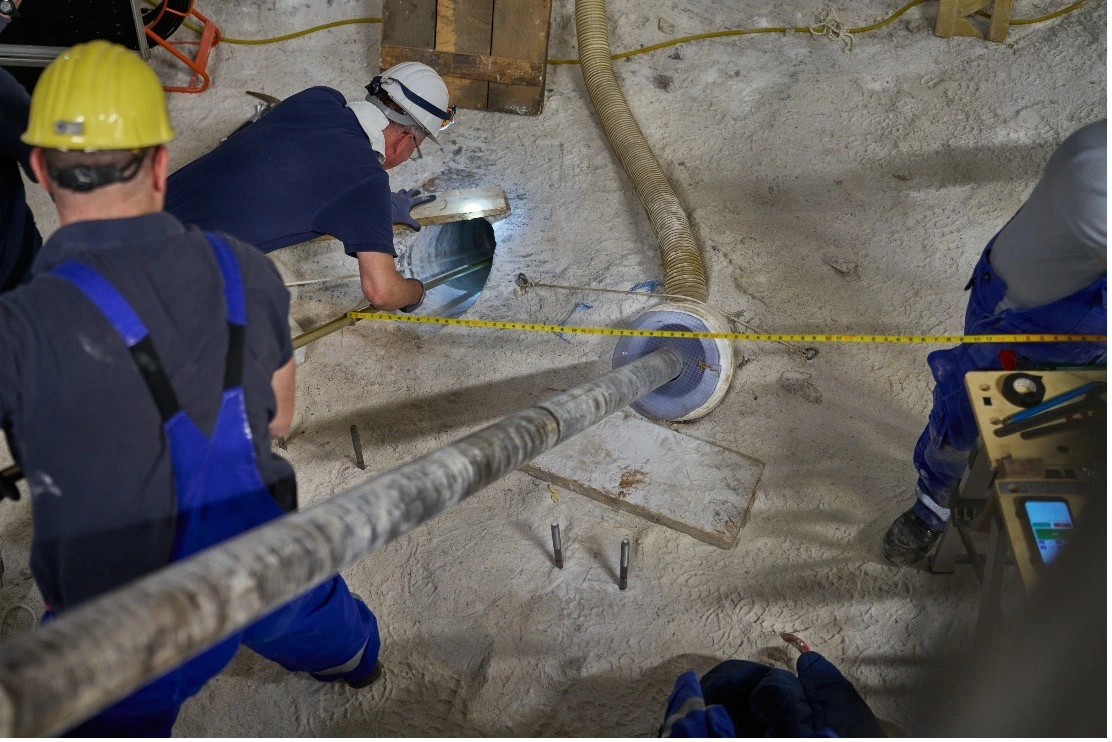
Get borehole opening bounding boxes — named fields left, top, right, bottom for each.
left=400, top=218, right=496, bottom=318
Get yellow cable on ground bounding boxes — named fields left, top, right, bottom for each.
left=161, top=0, right=1090, bottom=52
left=549, top=0, right=1092, bottom=64
left=346, top=311, right=1106, bottom=345
left=175, top=16, right=382, bottom=44
left=219, top=17, right=382, bottom=45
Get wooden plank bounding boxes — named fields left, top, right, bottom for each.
left=935, top=0, right=961, bottom=36
left=380, top=44, right=543, bottom=86
left=308, top=186, right=509, bottom=241
left=488, top=0, right=552, bottom=115
left=382, top=0, right=438, bottom=49
left=435, top=0, right=493, bottom=110
left=403, top=185, right=509, bottom=228
left=958, top=0, right=990, bottom=15
left=524, top=411, right=764, bottom=549
left=987, top=0, right=1013, bottom=42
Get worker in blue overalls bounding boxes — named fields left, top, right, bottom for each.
left=0, top=41, right=381, bottom=735
left=883, top=121, right=1107, bottom=566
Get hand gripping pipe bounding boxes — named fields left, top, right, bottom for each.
left=0, top=348, right=682, bottom=737
left=575, top=0, right=708, bottom=303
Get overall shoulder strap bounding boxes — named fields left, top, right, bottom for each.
left=51, top=261, right=182, bottom=421
left=202, top=233, right=247, bottom=390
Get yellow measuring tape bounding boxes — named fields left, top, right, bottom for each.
left=347, top=312, right=1105, bottom=345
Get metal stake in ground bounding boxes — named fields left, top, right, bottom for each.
left=551, top=522, right=563, bottom=568
left=619, top=538, right=630, bottom=590
left=350, top=425, right=365, bottom=470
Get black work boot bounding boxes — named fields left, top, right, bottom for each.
left=345, top=662, right=383, bottom=689
left=882, top=508, right=943, bottom=566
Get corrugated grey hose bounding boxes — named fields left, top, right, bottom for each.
left=575, top=0, right=708, bottom=303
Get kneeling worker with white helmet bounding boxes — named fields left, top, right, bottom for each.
left=166, top=61, right=456, bottom=313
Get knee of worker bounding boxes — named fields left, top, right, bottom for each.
left=242, top=575, right=379, bottom=670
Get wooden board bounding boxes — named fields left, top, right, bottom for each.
left=987, top=0, right=1014, bottom=42
left=308, top=186, right=509, bottom=242
left=935, top=0, right=1012, bottom=41
left=382, top=0, right=438, bottom=49
left=380, top=45, right=543, bottom=86
left=402, top=185, right=509, bottom=229
left=965, top=369, right=1106, bottom=469
left=435, top=0, right=493, bottom=110
left=524, top=411, right=764, bottom=549
left=488, top=0, right=553, bottom=115
left=382, top=0, right=550, bottom=115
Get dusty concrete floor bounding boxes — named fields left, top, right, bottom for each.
left=0, top=0, right=1105, bottom=735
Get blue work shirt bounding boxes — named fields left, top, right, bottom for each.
left=165, top=86, right=396, bottom=257
left=0, top=65, right=41, bottom=292
left=0, top=212, right=294, bottom=611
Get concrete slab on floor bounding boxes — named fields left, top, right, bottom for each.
left=524, top=410, right=763, bottom=548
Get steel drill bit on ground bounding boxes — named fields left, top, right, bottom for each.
left=350, top=425, right=365, bottom=470
left=550, top=522, right=563, bottom=568
left=619, top=538, right=630, bottom=590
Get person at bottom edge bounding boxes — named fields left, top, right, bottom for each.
left=658, top=634, right=885, bottom=738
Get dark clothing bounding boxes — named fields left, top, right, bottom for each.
left=660, top=654, right=884, bottom=738
left=0, top=212, right=294, bottom=611
left=165, top=86, right=395, bottom=257
left=0, top=65, right=41, bottom=291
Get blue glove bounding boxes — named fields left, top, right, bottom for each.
left=390, top=188, right=436, bottom=232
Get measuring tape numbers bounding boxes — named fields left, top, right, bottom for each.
left=346, top=312, right=1106, bottom=345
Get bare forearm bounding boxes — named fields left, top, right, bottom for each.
left=357, top=252, right=423, bottom=310
left=269, top=357, right=295, bottom=438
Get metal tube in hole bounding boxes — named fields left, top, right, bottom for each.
left=619, top=538, right=629, bottom=590
left=551, top=522, right=563, bottom=568
left=292, top=259, right=493, bottom=350
left=350, top=425, right=365, bottom=470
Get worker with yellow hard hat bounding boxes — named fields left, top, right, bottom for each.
left=1, top=40, right=381, bottom=736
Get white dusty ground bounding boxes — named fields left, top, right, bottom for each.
left=0, top=0, right=1106, bottom=735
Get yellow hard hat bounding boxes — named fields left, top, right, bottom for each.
left=22, top=40, right=174, bottom=151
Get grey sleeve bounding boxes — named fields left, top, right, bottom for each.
left=1049, top=121, right=1107, bottom=263
left=228, top=236, right=293, bottom=369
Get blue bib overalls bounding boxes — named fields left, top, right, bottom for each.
left=49, top=234, right=379, bottom=736
left=911, top=236, right=1106, bottom=530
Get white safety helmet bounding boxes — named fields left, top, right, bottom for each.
left=366, top=62, right=456, bottom=144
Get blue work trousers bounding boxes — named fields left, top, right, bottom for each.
left=912, top=243, right=1106, bottom=529
left=63, top=576, right=379, bottom=736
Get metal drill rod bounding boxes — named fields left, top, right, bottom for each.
left=292, top=259, right=493, bottom=350
left=350, top=425, right=365, bottom=470
left=551, top=522, right=563, bottom=568
left=619, top=538, right=630, bottom=590
left=0, top=347, right=682, bottom=736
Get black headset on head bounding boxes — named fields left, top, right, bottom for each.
left=366, top=75, right=456, bottom=131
